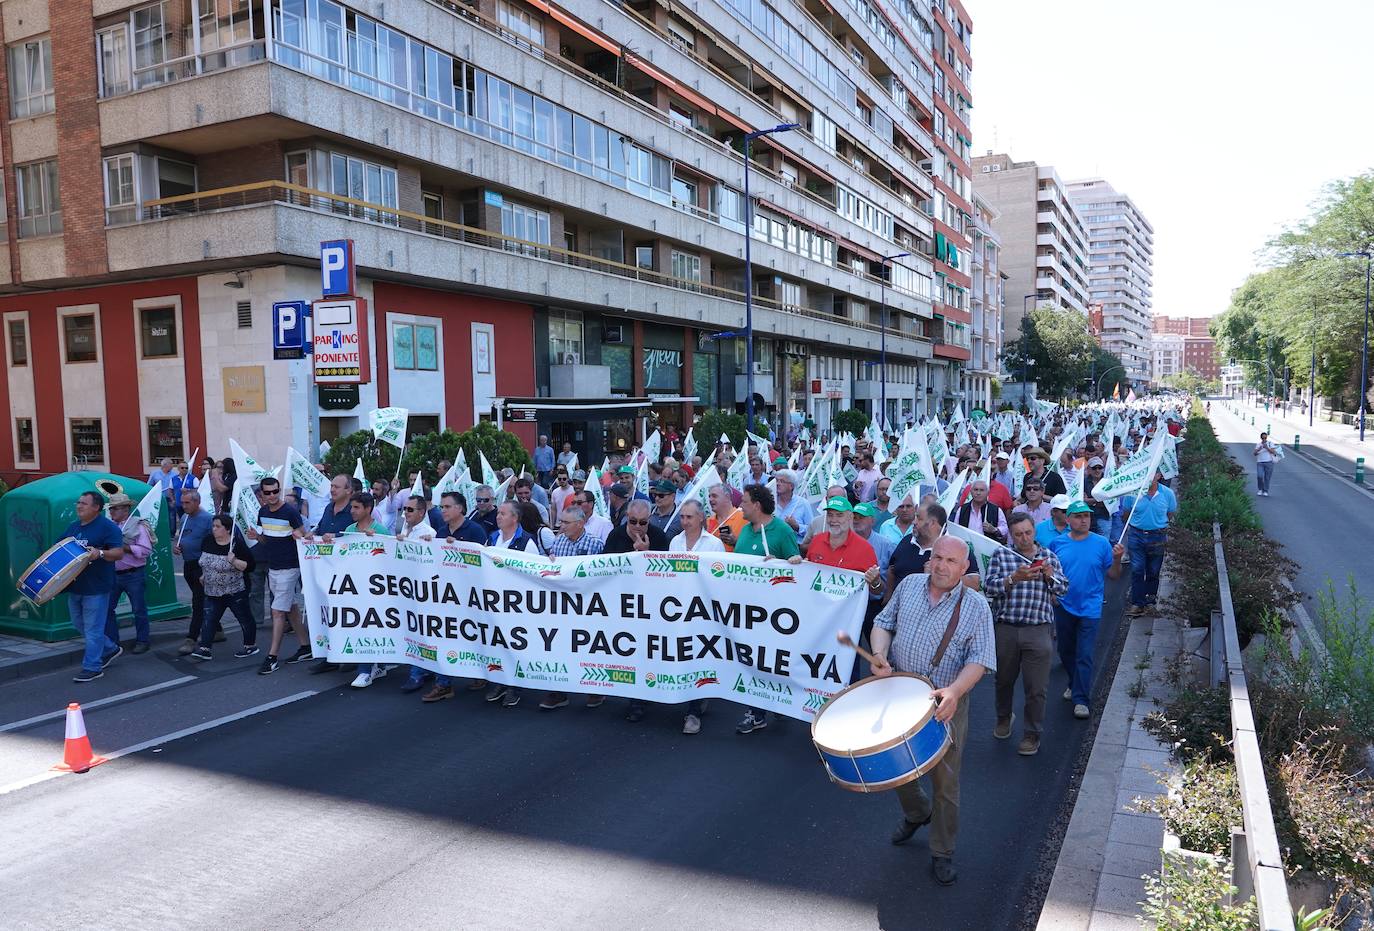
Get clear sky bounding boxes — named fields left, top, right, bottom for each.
left=967, top=0, right=1374, bottom=319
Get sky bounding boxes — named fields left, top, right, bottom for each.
left=967, top=0, right=1374, bottom=319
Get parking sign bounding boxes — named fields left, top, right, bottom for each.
left=272, top=301, right=308, bottom=360
left=320, top=239, right=355, bottom=297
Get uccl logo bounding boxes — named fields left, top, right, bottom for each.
left=441, top=548, right=482, bottom=567
left=804, top=690, right=829, bottom=714
left=303, top=543, right=333, bottom=559
left=645, top=556, right=699, bottom=576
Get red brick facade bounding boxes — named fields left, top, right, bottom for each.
left=51, top=2, right=108, bottom=279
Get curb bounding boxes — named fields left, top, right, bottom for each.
left=0, top=621, right=192, bottom=683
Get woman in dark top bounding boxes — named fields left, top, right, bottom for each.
left=191, top=515, right=258, bottom=661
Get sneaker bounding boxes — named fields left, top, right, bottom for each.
left=73, top=669, right=104, bottom=683
left=400, top=677, right=427, bottom=694
left=309, top=659, right=341, bottom=674
left=234, top=645, right=260, bottom=658
left=931, top=856, right=957, bottom=886
left=993, top=714, right=1014, bottom=739
left=1127, top=604, right=1145, bottom=617
left=101, top=645, right=124, bottom=668
left=485, top=683, right=508, bottom=703
left=130, top=642, right=150, bottom=655
left=735, top=711, right=767, bottom=734
left=1063, top=687, right=1072, bottom=701
left=286, top=646, right=314, bottom=664
left=585, top=695, right=606, bottom=708
left=422, top=685, right=454, bottom=703
left=1018, top=734, right=1041, bottom=756
left=176, top=638, right=197, bottom=655
left=683, top=714, right=701, bottom=735
left=538, top=694, right=569, bottom=711
left=1073, top=704, right=1090, bottom=719
left=371, top=665, right=389, bottom=681
left=258, top=656, right=280, bottom=675
left=351, top=672, right=374, bottom=688
left=190, top=647, right=213, bottom=661
left=501, top=689, right=521, bottom=708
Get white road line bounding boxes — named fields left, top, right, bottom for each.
left=0, top=676, right=199, bottom=733
left=0, top=690, right=318, bottom=797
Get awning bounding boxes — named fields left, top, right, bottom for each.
left=499, top=396, right=697, bottom=422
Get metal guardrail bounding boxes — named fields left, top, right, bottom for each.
left=1209, top=521, right=1295, bottom=930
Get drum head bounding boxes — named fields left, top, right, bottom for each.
left=812, top=674, right=934, bottom=752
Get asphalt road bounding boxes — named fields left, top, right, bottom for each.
left=1209, top=400, right=1374, bottom=616
left=0, top=577, right=1130, bottom=930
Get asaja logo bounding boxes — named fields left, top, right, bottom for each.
left=572, top=554, right=633, bottom=578
left=394, top=541, right=431, bottom=562
left=710, top=561, right=726, bottom=578
left=581, top=664, right=636, bottom=685
left=811, top=570, right=866, bottom=597
left=644, top=555, right=699, bottom=577
left=514, top=660, right=571, bottom=682
left=718, top=563, right=796, bottom=585
left=342, top=635, right=396, bottom=656
left=732, top=672, right=794, bottom=701
left=441, top=548, right=483, bottom=568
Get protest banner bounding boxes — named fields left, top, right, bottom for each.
left=298, top=540, right=867, bottom=720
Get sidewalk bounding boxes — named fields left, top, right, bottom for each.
left=1226, top=396, right=1369, bottom=450
left=1036, top=576, right=1181, bottom=931
left=0, top=618, right=190, bottom=681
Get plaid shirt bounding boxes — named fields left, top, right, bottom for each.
left=549, top=532, right=605, bottom=558
left=983, top=545, right=1069, bottom=626
left=873, top=575, right=996, bottom=688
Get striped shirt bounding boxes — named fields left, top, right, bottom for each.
left=872, top=574, right=996, bottom=688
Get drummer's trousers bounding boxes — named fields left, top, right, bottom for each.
left=893, top=699, right=969, bottom=858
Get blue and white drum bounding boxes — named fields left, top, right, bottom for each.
left=811, top=673, right=951, bottom=793
left=18, top=537, right=92, bottom=605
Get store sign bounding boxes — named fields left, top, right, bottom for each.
left=507, top=407, right=539, bottom=423
left=810, top=378, right=844, bottom=399
left=223, top=366, right=267, bottom=413
left=318, top=384, right=360, bottom=410
left=312, top=298, right=371, bottom=384
left=643, top=348, right=682, bottom=390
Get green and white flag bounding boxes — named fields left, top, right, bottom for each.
left=726, top=449, right=752, bottom=492
left=635, top=457, right=651, bottom=498
left=938, top=469, right=969, bottom=514
left=479, top=451, right=499, bottom=491
left=886, top=428, right=936, bottom=507
left=122, top=482, right=164, bottom=538
left=286, top=447, right=329, bottom=498
left=353, top=458, right=367, bottom=485
left=924, top=418, right=949, bottom=475
left=229, top=479, right=261, bottom=538
left=1010, top=445, right=1027, bottom=497
left=431, top=462, right=461, bottom=507
left=586, top=467, right=610, bottom=519
left=369, top=407, right=409, bottom=448
left=229, top=438, right=276, bottom=484
left=1091, top=429, right=1169, bottom=501
left=642, top=429, right=662, bottom=467
left=682, top=430, right=698, bottom=463
left=944, top=520, right=1005, bottom=577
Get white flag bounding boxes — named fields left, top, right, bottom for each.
left=586, top=467, right=610, bottom=519
left=938, top=469, right=969, bottom=514
left=726, top=450, right=752, bottom=493
left=944, top=519, right=1007, bottom=577
left=431, top=462, right=461, bottom=507
left=229, top=438, right=276, bottom=484
left=286, top=447, right=329, bottom=498
left=682, top=431, right=698, bottom=464
left=1092, top=429, right=1169, bottom=501
left=886, top=428, right=936, bottom=507
left=642, top=430, right=662, bottom=466
left=409, top=471, right=425, bottom=498
left=124, top=481, right=164, bottom=534
left=370, top=407, right=409, bottom=448
left=229, top=479, right=260, bottom=538
left=353, top=458, right=367, bottom=485
left=479, top=451, right=499, bottom=491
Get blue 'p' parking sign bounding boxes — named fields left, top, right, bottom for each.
left=272, top=301, right=308, bottom=360
left=320, top=239, right=355, bottom=297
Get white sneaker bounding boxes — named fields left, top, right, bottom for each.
left=683, top=714, right=701, bottom=735
left=350, top=672, right=373, bottom=688
left=1073, top=704, right=1090, bottom=719
left=1063, top=687, right=1072, bottom=701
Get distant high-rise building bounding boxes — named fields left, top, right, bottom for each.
left=971, top=153, right=1091, bottom=346
left=1067, top=178, right=1154, bottom=382
left=1153, top=316, right=1220, bottom=381
left=967, top=191, right=1003, bottom=409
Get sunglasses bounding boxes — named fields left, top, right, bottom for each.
left=476, top=497, right=492, bottom=503
left=262, top=489, right=280, bottom=495
left=403, top=506, right=421, bottom=513
left=627, top=518, right=649, bottom=526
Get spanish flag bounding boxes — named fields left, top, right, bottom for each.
left=1112, top=382, right=1121, bottom=400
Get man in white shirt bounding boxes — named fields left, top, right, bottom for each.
left=575, top=490, right=614, bottom=541
left=1253, top=432, right=1278, bottom=497
left=853, top=453, right=882, bottom=502
left=670, top=500, right=725, bottom=552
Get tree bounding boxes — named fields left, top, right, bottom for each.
left=322, top=422, right=531, bottom=487
left=691, top=410, right=768, bottom=453
left=1002, top=304, right=1102, bottom=401
left=831, top=408, right=871, bottom=437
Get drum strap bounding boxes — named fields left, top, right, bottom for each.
left=928, top=587, right=965, bottom=673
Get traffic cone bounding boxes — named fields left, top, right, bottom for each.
left=51, top=703, right=107, bottom=773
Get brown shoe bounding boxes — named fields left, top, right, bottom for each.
left=993, top=713, right=1014, bottom=739
left=1017, top=734, right=1041, bottom=756
left=465, top=679, right=487, bottom=691
left=177, top=638, right=197, bottom=655
left=422, top=685, right=455, bottom=703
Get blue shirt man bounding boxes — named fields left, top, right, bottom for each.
left=1121, top=476, right=1177, bottom=615
left=63, top=491, right=127, bottom=681
left=1049, top=502, right=1124, bottom=714
left=533, top=437, right=556, bottom=484
left=1120, top=482, right=1177, bottom=531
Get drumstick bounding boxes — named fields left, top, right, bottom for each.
left=837, top=631, right=887, bottom=670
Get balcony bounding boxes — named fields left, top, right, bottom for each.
left=120, top=180, right=933, bottom=359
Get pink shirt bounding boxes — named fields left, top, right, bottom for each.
left=115, top=522, right=152, bottom=570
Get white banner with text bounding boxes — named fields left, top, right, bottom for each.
left=298, top=539, right=868, bottom=720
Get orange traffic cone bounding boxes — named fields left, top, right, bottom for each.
left=51, top=703, right=107, bottom=773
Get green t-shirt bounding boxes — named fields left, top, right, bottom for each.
left=734, top=516, right=800, bottom=559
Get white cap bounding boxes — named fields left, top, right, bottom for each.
left=1049, top=494, right=1072, bottom=511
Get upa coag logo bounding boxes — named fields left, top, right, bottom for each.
left=718, top=563, right=796, bottom=585
left=445, top=650, right=458, bottom=665
left=710, top=561, right=726, bottom=578
left=490, top=553, right=560, bottom=577
left=811, top=570, right=866, bottom=597
left=314, top=632, right=330, bottom=651
left=644, top=555, right=700, bottom=577
left=572, top=554, right=633, bottom=578
left=645, top=669, right=718, bottom=690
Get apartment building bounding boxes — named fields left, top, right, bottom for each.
left=1153, top=315, right=1220, bottom=382
left=1066, top=178, right=1154, bottom=382
left=965, top=190, right=1002, bottom=409
left=1150, top=332, right=1183, bottom=385
left=971, top=152, right=1091, bottom=340
left=0, top=0, right=972, bottom=484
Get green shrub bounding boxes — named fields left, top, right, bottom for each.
left=691, top=410, right=768, bottom=453
left=1142, top=859, right=1256, bottom=931
left=831, top=408, right=870, bottom=437
left=322, top=422, right=531, bottom=487
left=1164, top=526, right=1299, bottom=645
left=1134, top=758, right=1242, bottom=856
left=1142, top=686, right=1232, bottom=764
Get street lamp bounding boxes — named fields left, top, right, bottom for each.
left=741, top=122, right=801, bottom=431
left=878, top=250, right=911, bottom=429
left=1309, top=306, right=1318, bottom=427
left=1336, top=251, right=1371, bottom=441
left=1096, top=364, right=1125, bottom=400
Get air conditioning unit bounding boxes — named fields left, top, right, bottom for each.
left=604, top=324, right=624, bottom=343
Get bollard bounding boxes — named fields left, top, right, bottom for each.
left=1358, top=457, right=1366, bottom=485
left=1294, top=434, right=1300, bottom=450
left=1266, top=424, right=1271, bottom=434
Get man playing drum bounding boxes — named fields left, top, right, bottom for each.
left=870, top=536, right=996, bottom=886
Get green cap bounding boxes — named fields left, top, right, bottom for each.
left=617, top=465, right=636, bottom=475
left=650, top=479, right=676, bottom=494
left=1066, top=500, right=1094, bottom=515
left=823, top=496, right=853, bottom=513
left=852, top=502, right=878, bottom=518
left=773, top=456, right=788, bottom=466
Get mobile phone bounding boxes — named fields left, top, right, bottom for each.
left=1027, top=558, right=1045, bottom=570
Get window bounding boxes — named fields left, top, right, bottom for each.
left=549, top=311, right=583, bottom=364
left=635, top=244, right=654, bottom=270
left=146, top=417, right=183, bottom=465
left=8, top=38, right=53, bottom=117
left=97, top=25, right=131, bottom=97
left=422, top=192, right=443, bottom=220
left=71, top=418, right=105, bottom=465
left=671, top=250, right=702, bottom=283
left=133, top=1, right=173, bottom=89
left=140, top=307, right=178, bottom=358
left=8, top=319, right=26, bottom=366
left=499, top=200, right=550, bottom=255
left=104, top=155, right=137, bottom=225
left=328, top=152, right=398, bottom=222
left=392, top=322, right=438, bottom=371
left=496, top=0, right=544, bottom=53
left=15, top=417, right=34, bottom=463
left=63, top=314, right=97, bottom=363
left=16, top=161, right=60, bottom=238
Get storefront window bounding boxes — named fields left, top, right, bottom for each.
left=146, top=417, right=183, bottom=465
left=642, top=347, right=682, bottom=391
left=692, top=352, right=717, bottom=409
left=602, top=344, right=632, bottom=393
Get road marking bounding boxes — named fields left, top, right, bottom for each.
left=0, top=690, right=318, bottom=797
left=0, top=676, right=199, bottom=733
left=1286, top=599, right=1329, bottom=664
